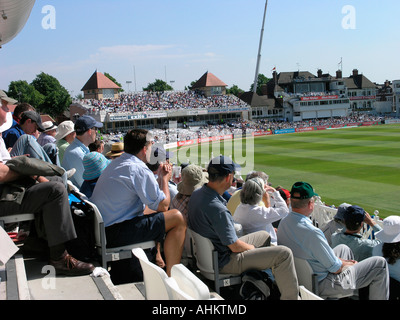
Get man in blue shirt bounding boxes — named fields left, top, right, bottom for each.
left=90, top=129, right=186, bottom=276
left=188, top=155, right=300, bottom=300
left=3, top=110, right=45, bottom=148
left=278, top=181, right=389, bottom=299
left=62, top=115, right=102, bottom=188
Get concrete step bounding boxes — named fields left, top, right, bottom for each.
left=1, top=251, right=226, bottom=300
left=0, top=253, right=129, bottom=300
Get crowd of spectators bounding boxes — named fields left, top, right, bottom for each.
left=98, top=114, right=386, bottom=146
left=81, top=90, right=248, bottom=114
left=2, top=85, right=399, bottom=299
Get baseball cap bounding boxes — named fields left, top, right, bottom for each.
left=207, top=155, right=240, bottom=176
left=75, top=115, right=103, bottom=134
left=343, top=205, right=365, bottom=226
left=334, top=203, right=352, bottom=221
left=276, top=187, right=291, bottom=200
left=290, top=181, right=318, bottom=199
left=0, top=90, right=18, bottom=105
left=20, top=111, right=45, bottom=132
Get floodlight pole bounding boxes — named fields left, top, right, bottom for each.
left=253, top=0, right=268, bottom=94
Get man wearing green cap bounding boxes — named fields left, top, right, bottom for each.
left=278, top=181, right=389, bottom=300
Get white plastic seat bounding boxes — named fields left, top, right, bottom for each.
left=188, top=228, right=242, bottom=294
left=170, top=263, right=211, bottom=300
left=294, top=257, right=319, bottom=295
left=294, top=257, right=356, bottom=300
left=132, top=247, right=171, bottom=300
left=299, top=285, right=323, bottom=300
left=164, top=277, right=193, bottom=300
left=84, top=199, right=155, bottom=269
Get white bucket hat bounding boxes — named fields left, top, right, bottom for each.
left=375, top=216, right=400, bottom=243
left=55, top=120, right=75, bottom=140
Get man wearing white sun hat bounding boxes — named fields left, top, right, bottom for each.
left=55, top=120, right=76, bottom=163
left=373, top=216, right=400, bottom=299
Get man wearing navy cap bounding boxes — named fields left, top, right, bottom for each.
left=278, top=181, right=389, bottom=300
left=331, top=205, right=382, bottom=261
left=188, top=156, right=300, bottom=300
left=62, top=115, right=103, bottom=187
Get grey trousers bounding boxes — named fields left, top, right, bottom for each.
left=318, top=244, right=389, bottom=300
left=220, top=230, right=299, bottom=300
left=0, top=180, right=76, bottom=247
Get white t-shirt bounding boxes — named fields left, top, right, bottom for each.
left=0, top=137, right=11, bottom=163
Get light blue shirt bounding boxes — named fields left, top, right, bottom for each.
left=373, top=243, right=400, bottom=282
left=278, top=211, right=342, bottom=282
left=61, top=138, right=89, bottom=188
left=331, top=224, right=382, bottom=262
left=90, top=152, right=166, bottom=227
left=37, top=132, right=56, bottom=146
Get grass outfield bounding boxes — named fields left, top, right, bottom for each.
left=173, top=124, right=400, bottom=219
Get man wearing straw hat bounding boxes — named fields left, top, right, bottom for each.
left=105, top=142, right=124, bottom=159
left=37, top=121, right=58, bottom=146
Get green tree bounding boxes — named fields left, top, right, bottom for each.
left=143, top=79, right=173, bottom=92
left=226, top=84, right=244, bottom=97
left=30, top=72, right=72, bottom=117
left=7, top=80, right=45, bottom=107
left=249, top=73, right=270, bottom=95
left=104, top=72, right=124, bottom=92
left=184, top=80, right=197, bottom=91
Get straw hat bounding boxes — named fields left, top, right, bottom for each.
left=55, top=120, right=75, bottom=140
left=82, top=152, right=111, bottom=181
left=42, top=121, right=58, bottom=132
left=106, top=142, right=124, bottom=158
left=177, top=164, right=208, bottom=196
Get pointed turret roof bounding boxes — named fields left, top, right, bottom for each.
left=192, top=71, right=227, bottom=89
left=81, top=71, right=121, bottom=91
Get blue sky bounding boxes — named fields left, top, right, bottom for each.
left=1, top=0, right=400, bottom=97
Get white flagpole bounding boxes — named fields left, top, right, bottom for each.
left=252, top=0, right=268, bottom=94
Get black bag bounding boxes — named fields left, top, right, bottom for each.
left=65, top=193, right=96, bottom=262
left=239, top=270, right=280, bottom=300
